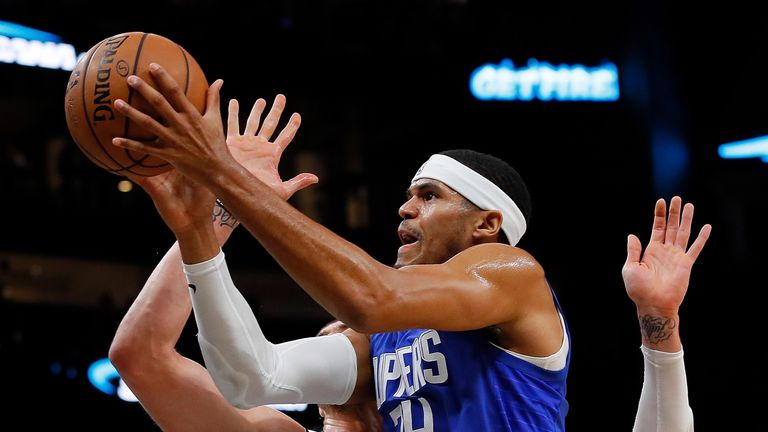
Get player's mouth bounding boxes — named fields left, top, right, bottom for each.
left=397, top=227, right=421, bottom=254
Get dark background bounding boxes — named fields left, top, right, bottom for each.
left=1, top=1, right=764, bottom=429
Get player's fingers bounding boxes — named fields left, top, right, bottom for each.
left=203, top=79, right=224, bottom=123
left=112, top=136, right=163, bottom=157
left=686, top=224, right=712, bottom=262
left=227, top=99, right=240, bottom=138
left=625, top=234, right=643, bottom=266
left=676, top=202, right=694, bottom=249
left=650, top=198, right=667, bottom=244
left=664, top=196, right=682, bottom=244
left=113, top=98, right=167, bottom=139
left=244, top=98, right=267, bottom=136
left=147, top=63, right=198, bottom=114
left=122, top=75, right=180, bottom=126
left=258, top=94, right=286, bottom=140
left=274, top=113, right=302, bottom=155
left=283, top=172, right=319, bottom=199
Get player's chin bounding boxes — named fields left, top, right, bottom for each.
left=395, top=242, right=420, bottom=268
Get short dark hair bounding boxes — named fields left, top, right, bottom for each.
left=438, top=149, right=532, bottom=242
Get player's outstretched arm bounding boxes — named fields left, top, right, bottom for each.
left=623, top=196, right=710, bottom=432
left=110, top=95, right=317, bottom=431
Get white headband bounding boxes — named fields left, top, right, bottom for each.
left=412, top=154, right=527, bottom=246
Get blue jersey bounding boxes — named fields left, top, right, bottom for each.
left=370, top=310, right=570, bottom=431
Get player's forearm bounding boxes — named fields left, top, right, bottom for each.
left=110, top=241, right=193, bottom=369
left=636, top=308, right=682, bottom=353
left=633, top=346, right=694, bottom=432
left=110, top=217, right=237, bottom=365
left=176, top=223, right=221, bottom=265
left=208, top=160, right=390, bottom=329
left=185, top=252, right=358, bottom=408
left=178, top=199, right=239, bottom=265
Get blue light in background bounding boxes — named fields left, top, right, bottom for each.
left=88, top=358, right=118, bottom=395
left=66, top=367, right=78, bottom=379
left=0, top=20, right=61, bottom=42
left=470, top=59, right=619, bottom=102
left=718, top=135, right=768, bottom=162
left=651, top=126, right=689, bottom=199
left=0, top=20, right=82, bottom=70
left=87, top=358, right=138, bottom=402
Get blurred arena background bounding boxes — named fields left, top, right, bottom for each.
left=1, top=1, right=764, bottom=429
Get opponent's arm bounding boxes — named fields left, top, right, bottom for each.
left=108, top=181, right=305, bottom=431
left=109, top=232, right=304, bottom=432
left=623, top=197, right=711, bottom=432
left=109, top=93, right=313, bottom=430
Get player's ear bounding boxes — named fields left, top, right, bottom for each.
left=473, top=210, right=503, bottom=242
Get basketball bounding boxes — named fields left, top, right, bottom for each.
left=63, top=32, right=208, bottom=176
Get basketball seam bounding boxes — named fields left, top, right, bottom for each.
left=179, top=44, right=191, bottom=96
left=118, top=33, right=171, bottom=175
left=79, top=39, right=121, bottom=172
left=119, top=32, right=153, bottom=172
left=86, top=34, right=147, bottom=173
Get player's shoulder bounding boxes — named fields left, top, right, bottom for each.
left=449, top=243, right=544, bottom=278
left=455, top=242, right=539, bottom=262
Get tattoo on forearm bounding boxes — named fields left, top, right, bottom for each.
left=212, top=200, right=238, bottom=228
left=639, top=315, right=677, bottom=345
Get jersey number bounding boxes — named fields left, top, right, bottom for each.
left=388, top=398, right=433, bottom=432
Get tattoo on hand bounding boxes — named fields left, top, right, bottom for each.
left=639, top=315, right=676, bottom=345
left=212, top=200, right=238, bottom=228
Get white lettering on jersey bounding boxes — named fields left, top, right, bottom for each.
left=374, top=330, right=449, bottom=407
left=411, top=336, right=427, bottom=391
left=419, top=331, right=448, bottom=384
left=395, top=345, right=414, bottom=397
left=376, top=352, right=399, bottom=407
left=390, top=397, right=434, bottom=432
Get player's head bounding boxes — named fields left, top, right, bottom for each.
left=316, top=319, right=349, bottom=337
left=395, top=149, right=531, bottom=268
left=316, top=320, right=384, bottom=432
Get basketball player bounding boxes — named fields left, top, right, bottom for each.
left=112, top=65, right=708, bottom=430
left=109, top=95, right=380, bottom=431
left=113, top=66, right=571, bottom=430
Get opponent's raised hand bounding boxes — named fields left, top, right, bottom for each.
left=622, top=196, right=712, bottom=316
left=225, top=95, right=318, bottom=200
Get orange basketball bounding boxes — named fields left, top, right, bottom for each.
left=64, top=32, right=208, bottom=176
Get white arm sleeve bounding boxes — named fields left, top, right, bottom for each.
left=184, top=251, right=357, bottom=409
left=633, top=345, right=694, bottom=432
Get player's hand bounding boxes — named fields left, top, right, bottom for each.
left=111, top=63, right=234, bottom=185
left=225, top=95, right=318, bottom=201
left=621, top=196, right=712, bottom=316
left=126, top=170, right=215, bottom=237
